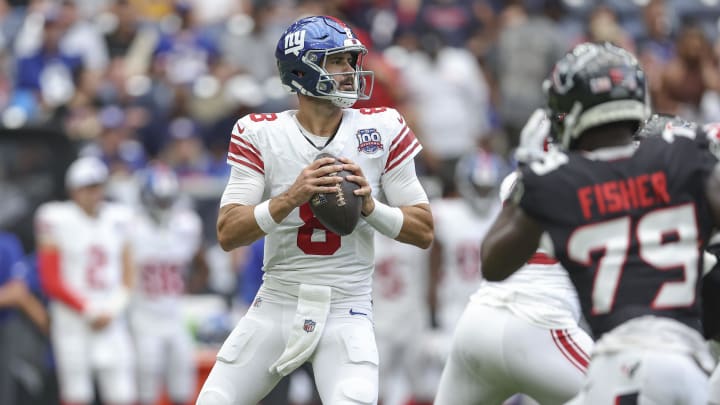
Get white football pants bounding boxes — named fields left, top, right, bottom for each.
left=434, top=304, right=593, bottom=405
left=196, top=292, right=378, bottom=405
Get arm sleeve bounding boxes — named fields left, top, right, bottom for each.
left=381, top=160, right=429, bottom=207
left=220, top=166, right=265, bottom=207
left=34, top=205, right=87, bottom=312
left=384, top=112, right=422, bottom=173
left=38, top=248, right=86, bottom=312
left=227, top=119, right=264, bottom=175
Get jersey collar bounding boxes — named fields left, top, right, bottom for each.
left=580, top=144, right=635, bottom=161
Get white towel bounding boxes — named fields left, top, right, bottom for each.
left=269, top=284, right=331, bottom=376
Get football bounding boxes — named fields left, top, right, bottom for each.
left=309, top=153, right=362, bottom=236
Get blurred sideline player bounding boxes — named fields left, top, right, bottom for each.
left=408, top=149, right=508, bottom=403
left=35, top=156, right=137, bottom=405
left=372, top=232, right=432, bottom=405
left=434, top=163, right=593, bottom=404
left=482, top=42, right=717, bottom=404
left=197, top=15, right=433, bottom=405
left=128, top=164, right=202, bottom=405
left=430, top=149, right=510, bottom=333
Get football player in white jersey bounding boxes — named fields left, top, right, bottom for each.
left=434, top=170, right=594, bottom=405
left=372, top=232, right=433, bottom=405
left=128, top=164, right=203, bottom=405
left=196, top=15, right=433, bottom=405
left=35, top=156, right=137, bottom=405
left=430, top=149, right=510, bottom=333
left=422, top=149, right=509, bottom=402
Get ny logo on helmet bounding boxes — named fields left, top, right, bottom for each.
left=284, top=30, right=306, bottom=56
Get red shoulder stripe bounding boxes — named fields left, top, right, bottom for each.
left=228, top=138, right=264, bottom=174
left=389, top=125, right=409, bottom=150
left=385, top=141, right=420, bottom=173
left=385, top=126, right=420, bottom=172
left=227, top=155, right=264, bottom=174
left=231, top=133, right=262, bottom=157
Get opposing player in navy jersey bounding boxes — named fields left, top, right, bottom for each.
left=637, top=113, right=720, bottom=404
left=481, top=42, right=720, bottom=404
left=196, top=15, right=433, bottom=405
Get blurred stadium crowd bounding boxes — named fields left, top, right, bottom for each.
left=1, top=0, right=720, bottom=404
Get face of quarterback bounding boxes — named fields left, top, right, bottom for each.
left=323, top=51, right=359, bottom=92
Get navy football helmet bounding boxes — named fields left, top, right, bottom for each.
left=544, top=42, right=651, bottom=150
left=275, top=15, right=374, bottom=108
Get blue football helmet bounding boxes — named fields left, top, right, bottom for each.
left=275, top=15, right=374, bottom=108
left=455, top=149, right=511, bottom=215
left=139, top=164, right=179, bottom=221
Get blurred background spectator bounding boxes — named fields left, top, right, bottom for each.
left=0, top=231, right=52, bottom=405
left=488, top=0, right=568, bottom=150
left=1, top=0, right=719, bottom=404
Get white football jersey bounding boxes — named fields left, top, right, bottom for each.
left=35, top=201, right=132, bottom=311
left=129, top=208, right=202, bottom=317
left=372, top=233, right=431, bottom=336
left=432, top=197, right=499, bottom=330
left=471, top=248, right=582, bottom=329
left=473, top=171, right=582, bottom=329
left=226, top=108, right=421, bottom=299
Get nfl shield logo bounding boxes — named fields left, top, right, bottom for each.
left=303, top=319, right=316, bottom=333
left=356, top=128, right=383, bottom=155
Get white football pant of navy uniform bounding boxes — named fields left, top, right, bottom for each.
left=565, top=317, right=713, bottom=405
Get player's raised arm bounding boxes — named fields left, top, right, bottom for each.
left=480, top=197, right=542, bottom=281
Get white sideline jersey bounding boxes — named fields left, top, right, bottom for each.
left=35, top=201, right=132, bottom=311
left=372, top=232, right=430, bottom=337
left=129, top=208, right=202, bottom=316
left=226, top=108, right=421, bottom=299
left=472, top=171, right=582, bottom=329
left=432, top=197, right=499, bottom=329
left=471, top=250, right=582, bottom=329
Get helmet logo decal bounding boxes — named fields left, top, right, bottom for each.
left=589, top=76, right=611, bottom=93
left=356, top=128, right=383, bottom=155
left=284, top=30, right=306, bottom=56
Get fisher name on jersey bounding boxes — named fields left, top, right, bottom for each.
left=517, top=133, right=718, bottom=338
left=226, top=107, right=421, bottom=298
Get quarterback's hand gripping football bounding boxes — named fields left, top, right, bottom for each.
left=515, top=108, right=551, bottom=164
left=338, top=157, right=374, bottom=215
left=286, top=157, right=344, bottom=207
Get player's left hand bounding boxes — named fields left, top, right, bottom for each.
left=90, top=312, right=113, bottom=330
left=515, top=108, right=551, bottom=164
left=337, top=157, right=374, bottom=215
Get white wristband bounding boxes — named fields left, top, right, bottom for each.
left=254, top=200, right=280, bottom=234
left=363, top=198, right=403, bottom=238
